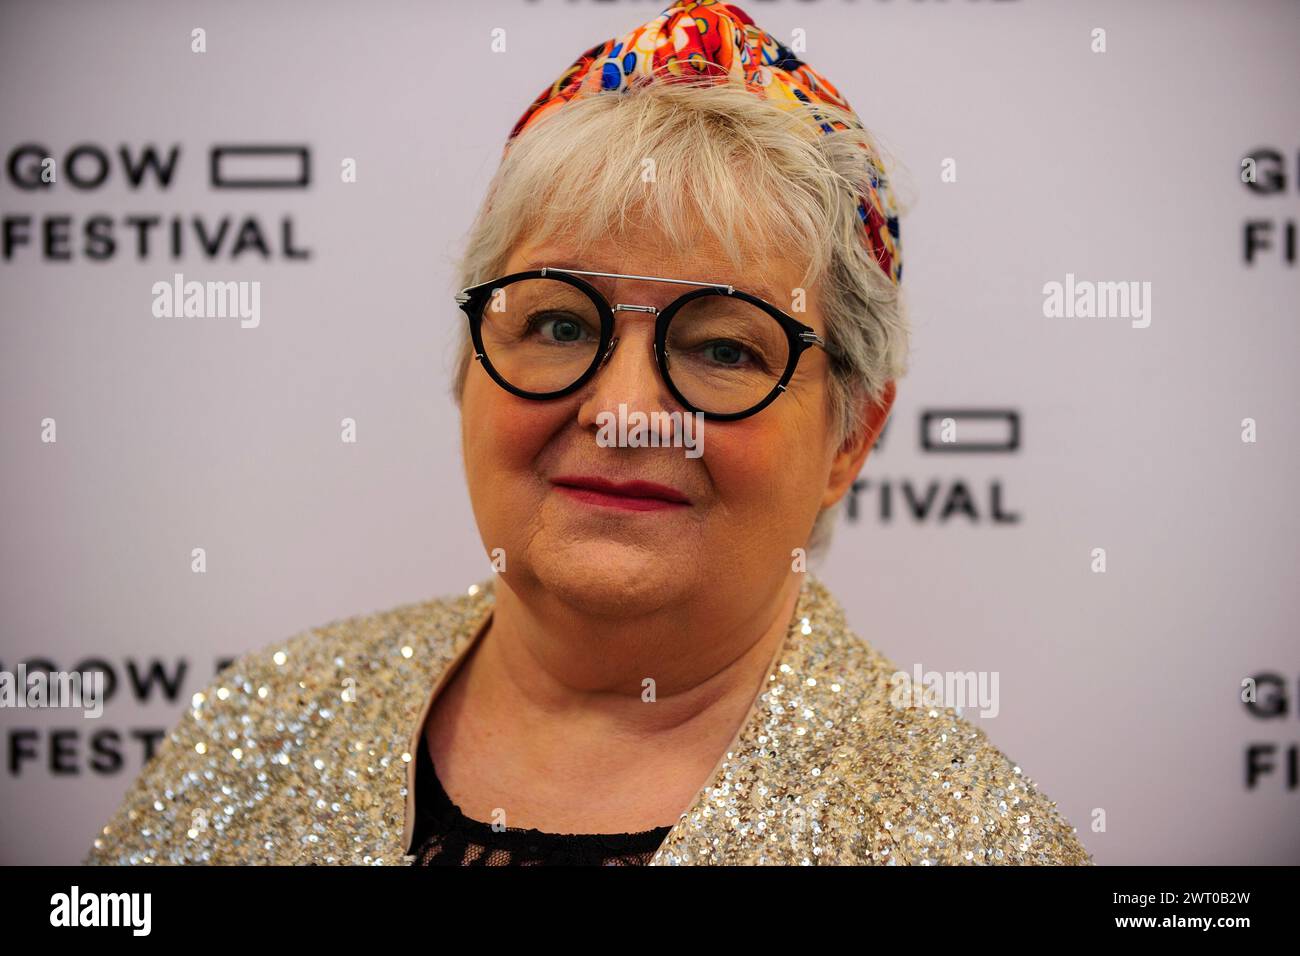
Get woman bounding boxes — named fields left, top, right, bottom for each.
left=84, top=0, right=1091, bottom=866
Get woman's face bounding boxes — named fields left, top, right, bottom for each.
left=459, top=229, right=886, bottom=617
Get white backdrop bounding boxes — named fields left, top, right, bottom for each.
left=2, top=0, right=1297, bottom=865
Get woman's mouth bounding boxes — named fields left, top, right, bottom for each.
left=549, top=475, right=692, bottom=512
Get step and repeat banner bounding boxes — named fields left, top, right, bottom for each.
left=2, top=0, right=1296, bottom=865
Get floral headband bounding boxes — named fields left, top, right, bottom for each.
left=506, top=0, right=902, bottom=286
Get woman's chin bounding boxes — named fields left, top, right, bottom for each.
left=529, top=540, right=694, bottom=615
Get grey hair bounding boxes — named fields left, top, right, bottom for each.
left=447, top=75, right=911, bottom=562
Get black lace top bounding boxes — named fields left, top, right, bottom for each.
left=409, top=740, right=674, bottom=866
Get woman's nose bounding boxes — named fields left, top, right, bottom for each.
left=576, top=322, right=679, bottom=426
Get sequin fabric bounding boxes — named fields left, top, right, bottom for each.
left=83, top=574, right=1092, bottom=866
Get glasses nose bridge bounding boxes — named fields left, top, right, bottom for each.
left=597, top=300, right=663, bottom=370
left=611, top=301, right=659, bottom=316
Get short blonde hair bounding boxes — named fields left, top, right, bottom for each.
left=448, top=77, right=910, bottom=560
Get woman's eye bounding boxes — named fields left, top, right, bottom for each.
left=701, top=339, right=758, bottom=368
left=527, top=313, right=592, bottom=343
left=707, top=342, right=743, bottom=364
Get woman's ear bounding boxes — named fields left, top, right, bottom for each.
left=822, top=380, right=896, bottom=509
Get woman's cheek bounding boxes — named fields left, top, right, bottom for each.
left=705, top=423, right=796, bottom=511
left=493, top=404, right=550, bottom=463
left=464, top=374, right=549, bottom=467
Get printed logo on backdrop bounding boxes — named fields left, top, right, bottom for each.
left=1, top=657, right=236, bottom=779
left=1240, top=146, right=1299, bottom=267
left=845, top=408, right=1021, bottom=526
left=1240, top=672, right=1300, bottom=792
left=2, top=142, right=315, bottom=329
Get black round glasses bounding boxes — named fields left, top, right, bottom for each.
left=454, top=267, right=843, bottom=421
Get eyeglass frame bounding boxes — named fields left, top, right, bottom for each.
left=454, top=266, right=843, bottom=421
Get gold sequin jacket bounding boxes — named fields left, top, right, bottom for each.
left=83, top=574, right=1093, bottom=865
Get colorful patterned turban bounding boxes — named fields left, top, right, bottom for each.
left=506, top=0, right=902, bottom=286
